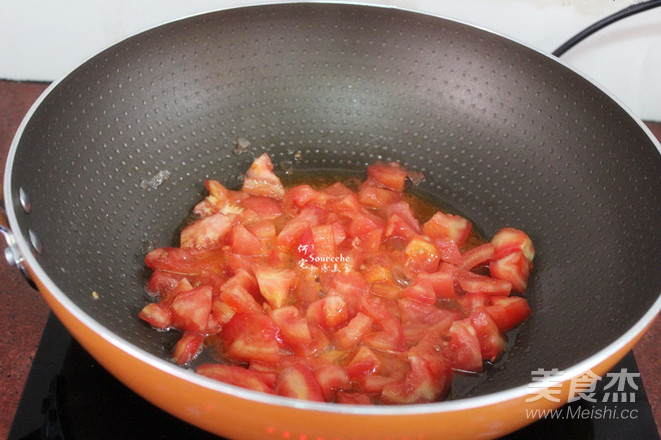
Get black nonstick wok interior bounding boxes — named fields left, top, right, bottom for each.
left=8, top=3, right=661, bottom=399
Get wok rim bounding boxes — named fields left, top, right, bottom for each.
left=4, top=1, right=661, bottom=416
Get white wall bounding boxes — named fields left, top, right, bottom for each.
left=1, top=0, right=660, bottom=121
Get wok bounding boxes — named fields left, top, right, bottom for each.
left=4, top=3, right=661, bottom=439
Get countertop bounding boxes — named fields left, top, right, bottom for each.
left=0, top=79, right=659, bottom=439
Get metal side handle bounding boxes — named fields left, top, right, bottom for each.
left=0, top=186, right=37, bottom=289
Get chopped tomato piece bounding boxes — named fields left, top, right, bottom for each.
left=456, top=292, right=489, bottom=314
left=400, top=282, right=436, bottom=305
left=170, top=285, right=212, bottom=333
left=457, top=272, right=512, bottom=297
left=197, top=364, right=273, bottom=394
left=490, top=250, right=532, bottom=294
left=192, top=180, right=231, bottom=217
left=220, top=285, right=262, bottom=314
left=276, top=206, right=322, bottom=250
left=146, top=270, right=184, bottom=298
left=346, top=209, right=385, bottom=238
left=381, top=344, right=451, bottom=404
left=180, top=213, right=233, bottom=249
left=282, top=184, right=327, bottom=214
left=483, top=296, right=531, bottom=332
left=241, top=153, right=286, bottom=200
left=253, top=264, right=297, bottom=309
left=221, top=312, right=282, bottom=364
left=404, top=235, right=441, bottom=274
left=367, top=162, right=408, bottom=191
left=141, top=155, right=535, bottom=405
left=311, top=224, right=336, bottom=262
left=139, top=302, right=172, bottom=329
left=245, top=219, right=277, bottom=242
left=314, top=364, right=350, bottom=401
left=432, top=238, right=464, bottom=266
left=173, top=332, right=204, bottom=365
left=275, top=365, right=324, bottom=402
left=210, top=298, right=236, bottom=327
left=384, top=201, right=421, bottom=241
left=468, top=311, right=506, bottom=363
left=335, top=312, right=373, bottom=349
left=241, top=196, right=283, bottom=218
left=351, top=227, right=383, bottom=254
left=336, top=391, right=372, bottom=405
left=306, top=296, right=349, bottom=329
left=145, top=247, right=226, bottom=276
left=270, top=306, right=312, bottom=352
left=414, top=271, right=456, bottom=299
left=230, top=224, right=266, bottom=256
left=491, top=227, right=535, bottom=261
left=345, top=346, right=382, bottom=379
left=357, top=180, right=403, bottom=208
left=448, top=319, right=483, bottom=373
left=459, top=243, right=495, bottom=271
left=423, top=211, right=472, bottom=248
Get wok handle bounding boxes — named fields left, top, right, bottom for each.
left=0, top=185, right=37, bottom=289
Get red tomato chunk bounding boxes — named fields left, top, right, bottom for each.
left=139, top=153, right=535, bottom=404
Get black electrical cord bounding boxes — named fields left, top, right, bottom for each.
left=552, top=0, right=661, bottom=57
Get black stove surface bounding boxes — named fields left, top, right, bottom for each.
left=8, top=314, right=660, bottom=440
